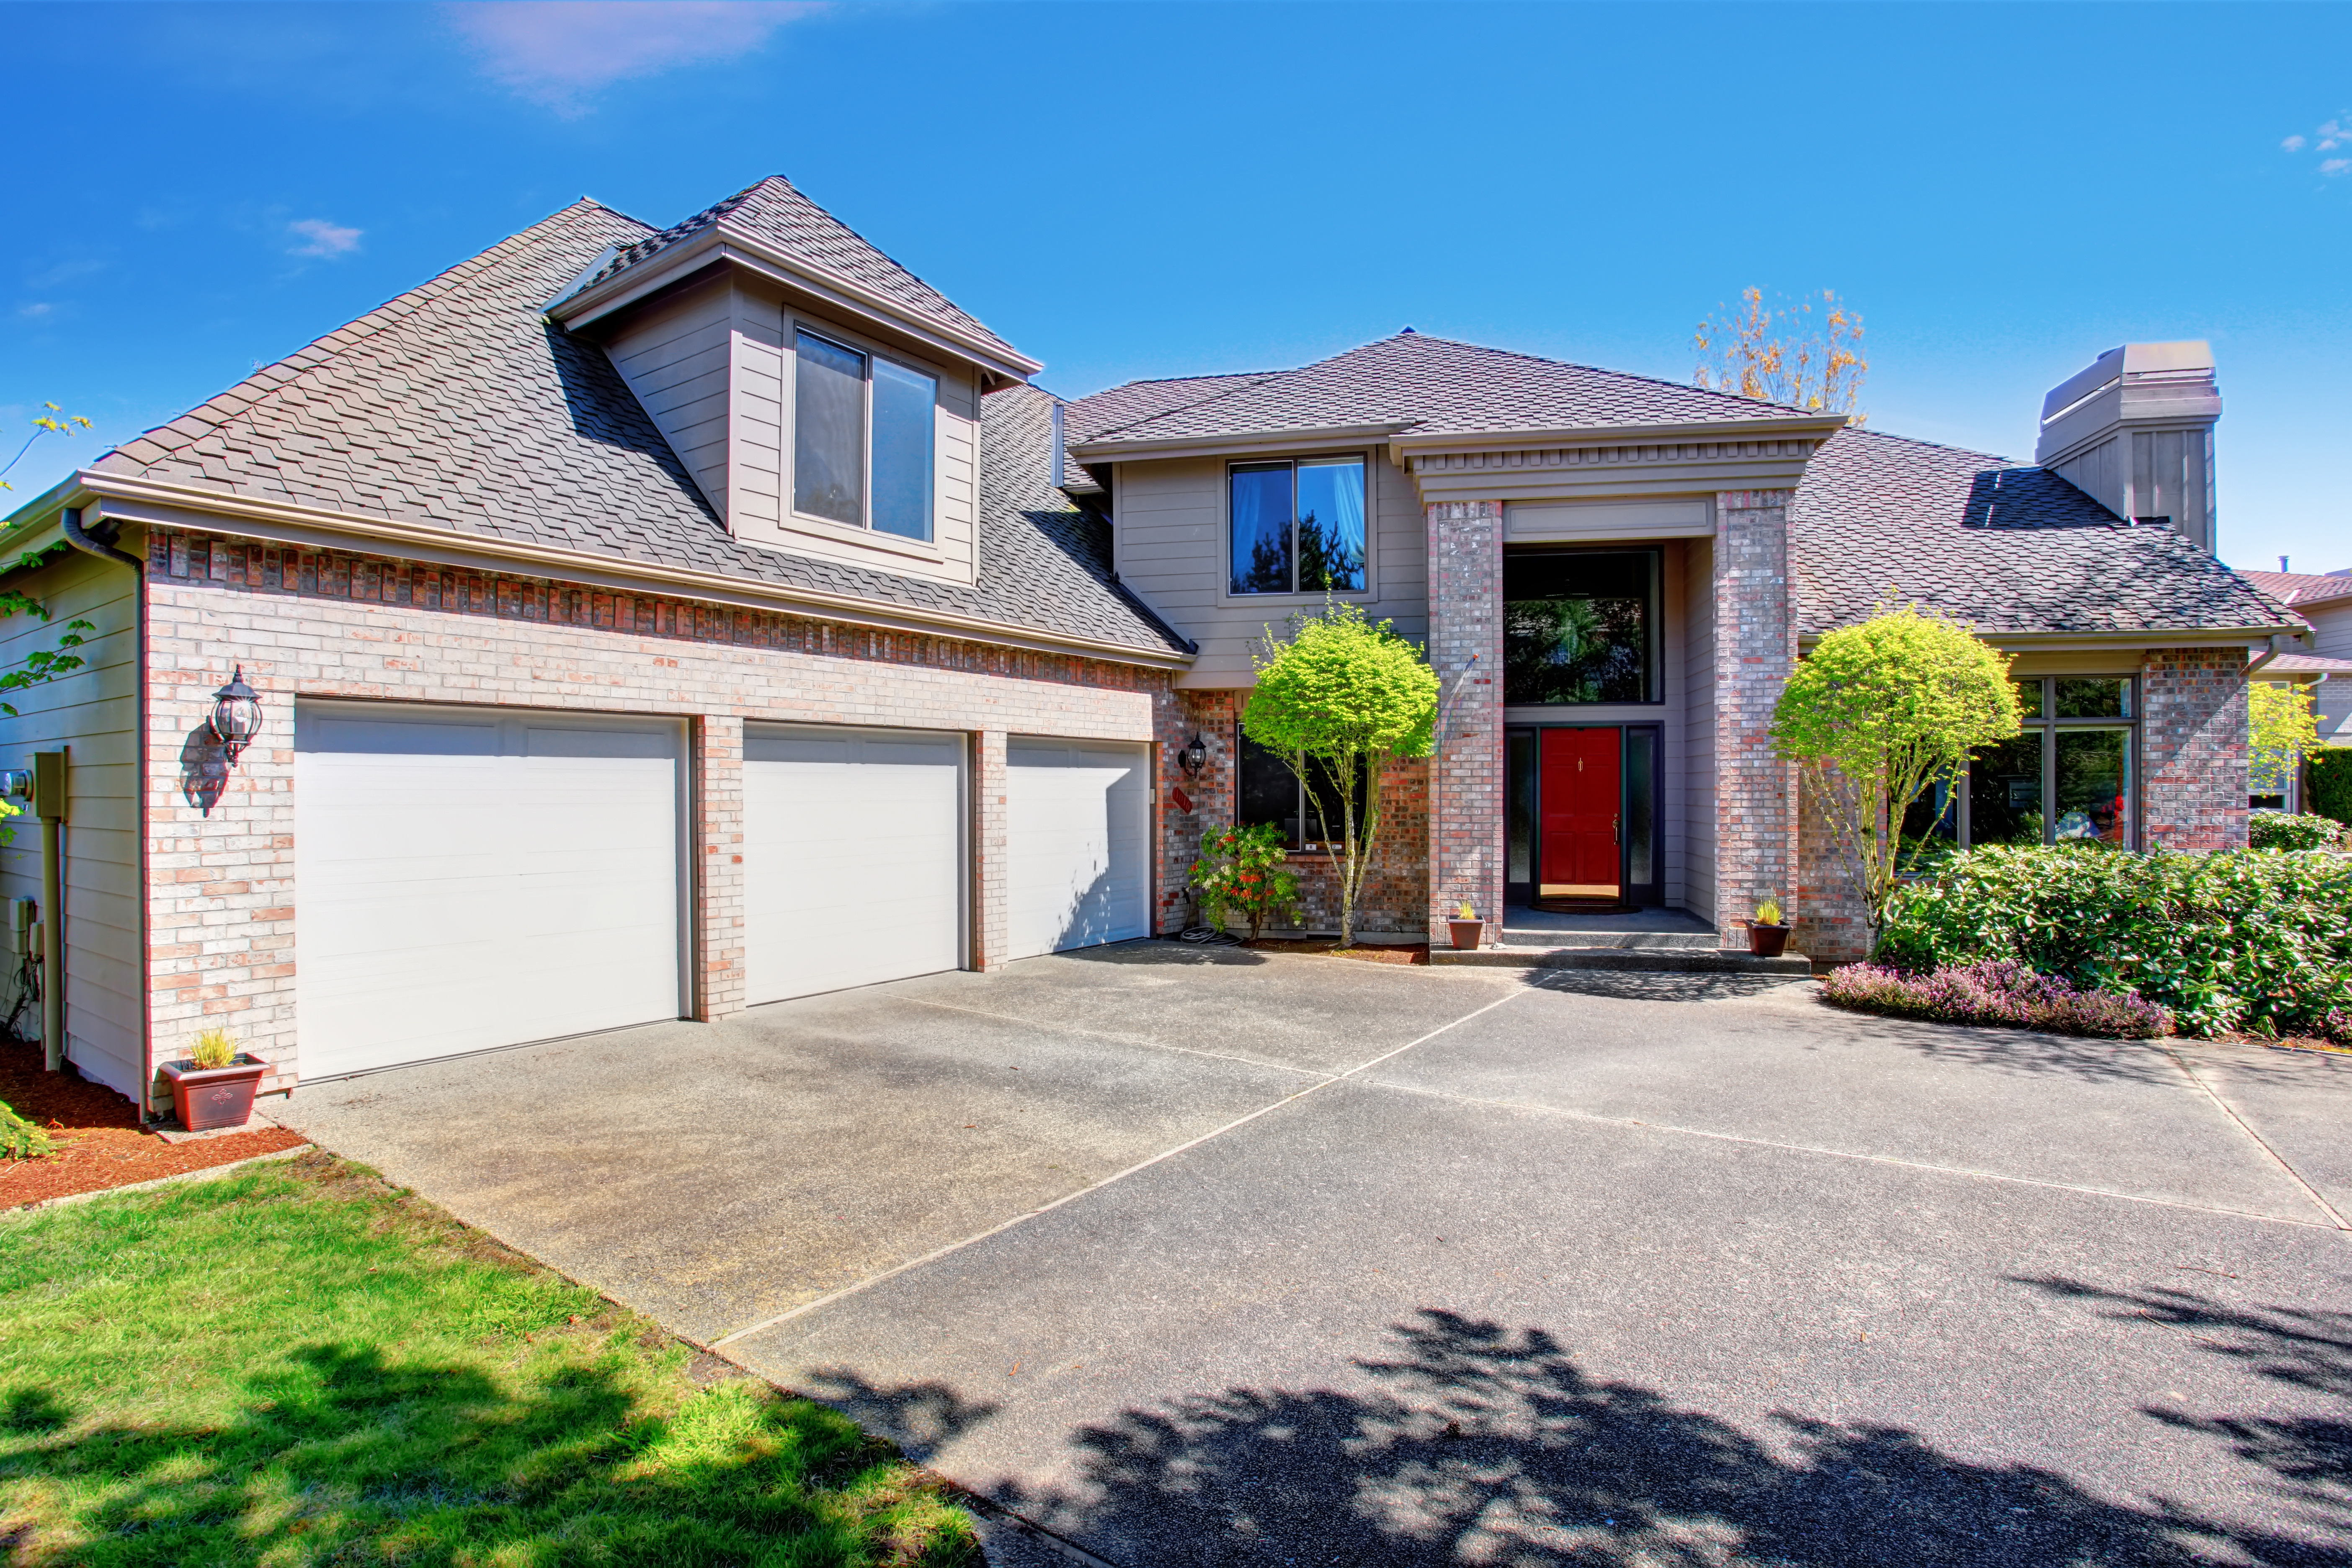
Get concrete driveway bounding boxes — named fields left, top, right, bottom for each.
left=276, top=945, right=2352, bottom=1566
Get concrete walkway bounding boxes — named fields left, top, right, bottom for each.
left=276, top=945, right=2352, bottom=1566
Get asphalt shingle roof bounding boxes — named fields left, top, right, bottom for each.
left=1793, top=426, right=2298, bottom=637
left=1073, top=333, right=1817, bottom=449
left=580, top=176, right=1026, bottom=366
left=94, top=199, right=1186, bottom=658
left=2243, top=568, right=2352, bottom=611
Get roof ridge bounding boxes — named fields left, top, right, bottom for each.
left=1834, top=423, right=2015, bottom=468
left=1385, top=331, right=1829, bottom=421
left=102, top=201, right=652, bottom=475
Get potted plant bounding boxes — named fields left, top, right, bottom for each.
left=1447, top=901, right=1485, bottom=952
left=1748, top=897, right=1792, bottom=958
left=158, top=1029, right=268, bottom=1131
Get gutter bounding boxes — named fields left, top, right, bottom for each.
left=1798, top=624, right=2308, bottom=652
left=1071, top=422, right=1415, bottom=465
left=74, top=470, right=1196, bottom=671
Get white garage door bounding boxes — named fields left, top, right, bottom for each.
left=295, top=701, right=685, bottom=1079
left=743, top=724, right=963, bottom=1005
left=1007, top=738, right=1150, bottom=959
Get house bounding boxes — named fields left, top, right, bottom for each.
left=2240, top=565, right=2352, bottom=807
left=0, top=176, right=2313, bottom=1112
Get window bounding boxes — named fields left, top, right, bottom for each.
left=1503, top=549, right=1661, bottom=705
left=792, top=329, right=938, bottom=541
left=1236, top=729, right=1365, bottom=850
left=1905, top=676, right=2137, bottom=857
left=1228, top=458, right=1367, bottom=594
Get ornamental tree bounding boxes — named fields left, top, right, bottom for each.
left=2249, top=680, right=2321, bottom=798
left=1242, top=600, right=1439, bottom=946
left=1770, top=604, right=2021, bottom=938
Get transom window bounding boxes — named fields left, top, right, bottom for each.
left=1905, top=676, right=2138, bottom=856
left=1228, top=457, right=1367, bottom=595
left=792, top=329, right=937, bottom=541
left=1502, top=548, right=1662, bottom=705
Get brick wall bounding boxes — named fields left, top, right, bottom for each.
left=1713, top=490, right=1799, bottom=944
left=140, top=526, right=1169, bottom=1101
left=1426, top=501, right=1504, bottom=944
left=2143, top=646, right=2250, bottom=851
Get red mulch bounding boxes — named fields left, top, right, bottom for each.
left=0, top=1036, right=305, bottom=1208
left=1242, top=938, right=1430, bottom=966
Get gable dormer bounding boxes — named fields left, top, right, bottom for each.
left=546, top=178, right=1040, bottom=588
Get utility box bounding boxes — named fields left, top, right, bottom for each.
left=7, top=899, right=31, bottom=956
left=31, top=751, right=66, bottom=823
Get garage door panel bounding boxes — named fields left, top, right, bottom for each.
left=1007, top=738, right=1149, bottom=960
left=296, top=702, right=683, bottom=1079
left=743, top=725, right=963, bottom=1006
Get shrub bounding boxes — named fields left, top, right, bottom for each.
left=1821, top=959, right=2174, bottom=1038
left=2249, top=810, right=2343, bottom=851
left=1875, top=843, right=2352, bottom=1038
left=2312, top=747, right=2352, bottom=828
left=2, top=1097, right=52, bottom=1160
left=1189, top=822, right=1301, bottom=941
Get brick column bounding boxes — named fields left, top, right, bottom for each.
left=972, top=728, right=1009, bottom=970
left=1426, top=500, right=1504, bottom=944
left=1157, top=689, right=1238, bottom=934
left=694, top=714, right=745, bottom=1021
left=1713, top=489, right=1799, bottom=944
left=2143, top=647, right=2249, bottom=849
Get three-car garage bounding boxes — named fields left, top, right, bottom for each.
left=291, top=701, right=1152, bottom=1079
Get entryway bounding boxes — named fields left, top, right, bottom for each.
left=1506, top=723, right=1661, bottom=910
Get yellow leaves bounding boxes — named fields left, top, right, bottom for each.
left=1691, top=287, right=1868, bottom=420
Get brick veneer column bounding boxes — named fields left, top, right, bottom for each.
left=2143, top=647, right=2250, bottom=849
left=972, top=728, right=1009, bottom=970
left=695, top=714, right=745, bottom=1021
left=1426, top=500, right=1504, bottom=944
left=1713, top=489, right=1799, bottom=944
left=1157, top=689, right=1238, bottom=933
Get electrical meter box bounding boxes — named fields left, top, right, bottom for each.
left=32, top=750, right=66, bottom=823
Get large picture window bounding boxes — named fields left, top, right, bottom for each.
left=792, top=329, right=937, bottom=541
left=1503, top=549, right=1661, bottom=705
left=1236, top=729, right=1366, bottom=850
left=1905, top=676, right=2137, bottom=856
left=1228, top=457, right=1367, bottom=595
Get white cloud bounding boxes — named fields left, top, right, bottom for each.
left=2282, top=134, right=2307, bottom=151
left=444, top=2, right=824, bottom=112
left=288, top=218, right=364, bottom=258
left=18, top=302, right=54, bottom=320
left=2323, top=159, right=2352, bottom=177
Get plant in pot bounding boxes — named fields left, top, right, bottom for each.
left=1189, top=823, right=1303, bottom=942
left=1448, top=901, right=1485, bottom=952
left=1748, top=897, right=1793, bottom=958
left=158, top=1028, right=268, bottom=1131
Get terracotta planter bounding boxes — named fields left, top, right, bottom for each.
left=158, top=1054, right=267, bottom=1132
left=1448, top=918, right=1486, bottom=951
left=1748, top=922, right=1792, bottom=958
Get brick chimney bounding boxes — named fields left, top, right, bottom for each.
left=2034, top=343, right=2221, bottom=553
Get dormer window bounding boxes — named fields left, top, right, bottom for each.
left=793, top=329, right=937, bottom=541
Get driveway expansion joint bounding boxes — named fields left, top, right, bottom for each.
left=2163, top=1045, right=2352, bottom=1230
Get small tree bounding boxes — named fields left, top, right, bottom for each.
left=1770, top=605, right=2020, bottom=938
left=1188, top=823, right=1300, bottom=940
left=2249, top=680, right=2321, bottom=799
left=1694, top=288, right=1867, bottom=423
left=0, top=402, right=99, bottom=717
left=1242, top=601, right=1438, bottom=946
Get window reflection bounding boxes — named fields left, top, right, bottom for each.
left=1503, top=550, right=1658, bottom=704
left=1969, top=733, right=2045, bottom=845
left=2055, top=730, right=2131, bottom=844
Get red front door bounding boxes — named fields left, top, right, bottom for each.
left=1539, top=728, right=1621, bottom=896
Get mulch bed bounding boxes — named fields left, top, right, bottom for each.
left=1242, top=938, right=1430, bottom=966
left=0, top=1035, right=306, bottom=1208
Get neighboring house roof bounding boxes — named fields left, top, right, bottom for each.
left=2252, top=652, right=2352, bottom=679
left=91, top=199, right=1188, bottom=659
left=2244, top=567, right=2352, bottom=612
left=577, top=175, right=1027, bottom=368
left=1794, top=427, right=2300, bottom=638
left=1074, top=332, right=1818, bottom=449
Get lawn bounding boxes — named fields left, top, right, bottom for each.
left=0, top=1151, right=979, bottom=1566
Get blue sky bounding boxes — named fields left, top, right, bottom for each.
left=5, top=2, right=2348, bottom=573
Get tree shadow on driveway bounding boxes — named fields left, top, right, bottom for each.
left=890, top=1307, right=2351, bottom=1567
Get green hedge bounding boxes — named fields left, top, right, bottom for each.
left=1875, top=844, right=2352, bottom=1038
left=2312, top=747, right=2352, bottom=827
left=2250, top=810, right=2344, bottom=851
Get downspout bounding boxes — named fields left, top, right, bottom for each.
left=57, top=507, right=148, bottom=1107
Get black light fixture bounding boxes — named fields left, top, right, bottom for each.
left=1177, top=734, right=1208, bottom=779
left=208, top=666, right=265, bottom=761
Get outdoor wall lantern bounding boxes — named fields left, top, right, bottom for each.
left=1177, top=734, right=1207, bottom=779
left=207, top=666, right=265, bottom=762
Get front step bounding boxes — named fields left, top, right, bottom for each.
left=1497, top=928, right=1720, bottom=950
left=1433, top=944, right=1813, bottom=975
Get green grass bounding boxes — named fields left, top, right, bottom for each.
left=0, top=1152, right=979, bottom=1566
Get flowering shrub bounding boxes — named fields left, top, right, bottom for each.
left=1875, top=844, right=2352, bottom=1038
left=1188, top=823, right=1302, bottom=941
left=2249, top=810, right=2343, bottom=851
left=1822, top=959, right=2173, bottom=1038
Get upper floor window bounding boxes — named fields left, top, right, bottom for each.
left=1503, top=548, right=1661, bottom=704
left=1229, top=457, right=1367, bottom=595
left=793, top=329, right=936, bottom=541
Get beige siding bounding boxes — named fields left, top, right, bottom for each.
left=2310, top=603, right=2352, bottom=743
left=1681, top=535, right=1717, bottom=924
left=1116, top=452, right=1428, bottom=687
left=0, top=547, right=143, bottom=1098
left=606, top=280, right=735, bottom=518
